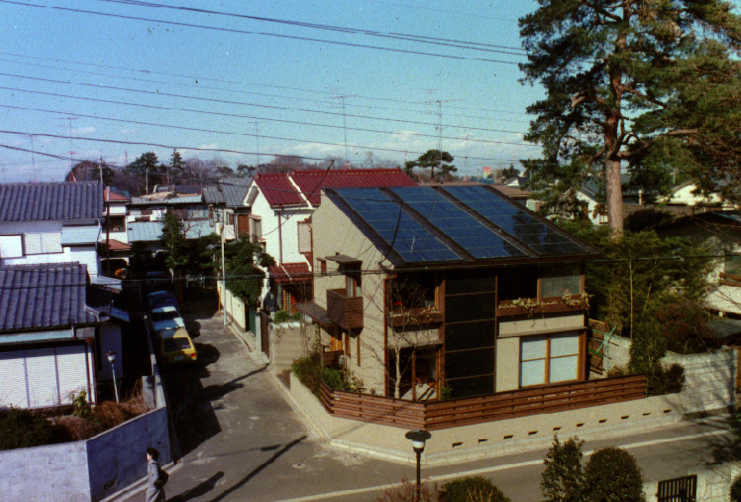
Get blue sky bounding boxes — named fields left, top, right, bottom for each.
left=0, top=0, right=544, bottom=183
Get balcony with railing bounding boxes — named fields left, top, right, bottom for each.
left=327, top=288, right=363, bottom=329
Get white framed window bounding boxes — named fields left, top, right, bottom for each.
left=297, top=221, right=311, bottom=254
left=0, top=234, right=23, bottom=258
left=520, top=332, right=581, bottom=387
left=249, top=215, right=262, bottom=243
left=23, top=232, right=62, bottom=255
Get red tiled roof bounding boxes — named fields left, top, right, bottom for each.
left=253, top=174, right=304, bottom=207
left=269, top=262, right=312, bottom=284
left=101, top=239, right=131, bottom=251
left=105, top=190, right=129, bottom=202
left=291, top=168, right=416, bottom=206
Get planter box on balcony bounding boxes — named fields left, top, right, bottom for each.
left=387, top=308, right=444, bottom=327
left=497, top=297, right=588, bottom=317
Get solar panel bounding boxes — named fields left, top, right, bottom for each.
left=441, top=185, right=588, bottom=255
left=389, top=187, right=525, bottom=259
left=334, top=188, right=462, bottom=262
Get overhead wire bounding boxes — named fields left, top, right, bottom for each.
left=0, top=0, right=521, bottom=65
left=0, top=72, right=530, bottom=136
left=0, top=55, right=532, bottom=124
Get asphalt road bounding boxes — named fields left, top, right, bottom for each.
left=111, top=302, right=740, bottom=502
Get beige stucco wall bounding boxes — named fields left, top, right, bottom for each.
left=312, top=193, right=394, bottom=394
left=496, top=337, right=520, bottom=391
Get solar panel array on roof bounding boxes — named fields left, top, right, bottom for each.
left=388, top=187, right=525, bottom=259
left=330, top=186, right=594, bottom=264
left=442, top=185, right=589, bottom=256
left=334, top=188, right=461, bottom=263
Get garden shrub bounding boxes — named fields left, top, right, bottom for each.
left=541, top=436, right=584, bottom=502
left=439, top=476, right=510, bottom=502
left=374, top=479, right=438, bottom=502
left=291, top=351, right=364, bottom=397
left=583, top=447, right=646, bottom=502
left=0, top=408, right=59, bottom=450
left=646, top=363, right=685, bottom=396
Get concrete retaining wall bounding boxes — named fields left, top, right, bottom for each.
left=218, top=284, right=248, bottom=332
left=0, top=345, right=171, bottom=501
left=288, top=372, right=686, bottom=465
left=643, top=462, right=741, bottom=502
left=608, top=337, right=736, bottom=414
left=0, top=441, right=91, bottom=501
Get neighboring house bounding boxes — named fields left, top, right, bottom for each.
left=0, top=182, right=104, bottom=281
left=127, top=186, right=208, bottom=223
left=0, top=262, right=101, bottom=409
left=658, top=178, right=737, bottom=209
left=299, top=184, right=601, bottom=400
left=101, top=188, right=131, bottom=277
left=126, top=219, right=214, bottom=254
left=654, top=211, right=741, bottom=316
left=247, top=168, right=416, bottom=312
left=203, top=179, right=251, bottom=241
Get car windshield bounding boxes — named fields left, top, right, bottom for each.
left=152, top=310, right=179, bottom=322
left=163, top=338, right=192, bottom=351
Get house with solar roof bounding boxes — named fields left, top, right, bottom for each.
left=245, top=168, right=416, bottom=311
left=298, top=184, right=602, bottom=400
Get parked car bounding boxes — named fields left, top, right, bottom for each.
left=149, top=306, right=185, bottom=332
left=155, top=327, right=197, bottom=364
left=148, top=290, right=178, bottom=310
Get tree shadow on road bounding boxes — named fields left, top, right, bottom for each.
left=166, top=362, right=268, bottom=456
left=168, top=471, right=225, bottom=502
left=208, top=435, right=307, bottom=502
left=201, top=364, right=267, bottom=402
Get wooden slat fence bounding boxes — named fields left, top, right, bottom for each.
left=319, top=374, right=647, bottom=431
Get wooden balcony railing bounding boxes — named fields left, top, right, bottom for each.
left=327, top=288, right=363, bottom=329
left=319, top=374, right=647, bottom=431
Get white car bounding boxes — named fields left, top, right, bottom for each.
left=150, top=306, right=185, bottom=332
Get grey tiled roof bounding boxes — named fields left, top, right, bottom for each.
left=203, top=183, right=249, bottom=207
left=0, top=182, right=104, bottom=222
left=127, top=220, right=215, bottom=242
left=0, top=263, right=98, bottom=332
left=61, top=225, right=101, bottom=245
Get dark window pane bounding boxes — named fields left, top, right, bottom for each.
left=541, top=264, right=582, bottom=298
left=445, top=348, right=495, bottom=379
left=445, top=269, right=496, bottom=295
left=445, top=293, right=496, bottom=323
left=498, top=266, right=538, bottom=302
left=446, top=375, right=495, bottom=398
left=445, top=321, right=496, bottom=351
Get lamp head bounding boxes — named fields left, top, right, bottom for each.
left=106, top=351, right=116, bottom=364
left=405, top=430, right=431, bottom=453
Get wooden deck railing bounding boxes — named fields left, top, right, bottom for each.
left=319, top=374, right=647, bottom=431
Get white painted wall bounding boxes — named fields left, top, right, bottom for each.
left=0, top=220, right=100, bottom=277
left=248, top=189, right=312, bottom=265
left=0, top=343, right=95, bottom=409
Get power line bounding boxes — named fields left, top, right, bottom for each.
left=96, top=0, right=527, bottom=55
left=0, top=72, right=529, bottom=135
left=1, top=0, right=521, bottom=65
left=0, top=50, right=532, bottom=119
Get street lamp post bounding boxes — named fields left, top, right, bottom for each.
left=107, top=351, right=119, bottom=404
left=405, top=430, right=431, bottom=502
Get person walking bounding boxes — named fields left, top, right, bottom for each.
left=146, top=447, right=166, bottom=502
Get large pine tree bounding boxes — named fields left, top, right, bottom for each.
left=520, top=0, right=741, bottom=232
